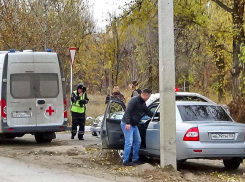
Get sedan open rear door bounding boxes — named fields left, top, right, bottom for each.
left=101, top=100, right=125, bottom=149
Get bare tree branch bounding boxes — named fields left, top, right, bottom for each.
left=212, top=0, right=233, bottom=13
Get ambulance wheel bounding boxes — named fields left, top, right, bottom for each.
left=5, top=136, right=15, bottom=139
left=35, top=133, right=44, bottom=143
left=44, top=139, right=52, bottom=143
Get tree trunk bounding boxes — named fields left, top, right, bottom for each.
left=115, top=53, right=120, bottom=84
left=212, top=0, right=245, bottom=100
left=217, top=58, right=225, bottom=102
left=210, top=35, right=226, bottom=102
left=148, top=63, right=153, bottom=90
left=105, top=70, right=109, bottom=91
left=231, top=0, right=245, bottom=99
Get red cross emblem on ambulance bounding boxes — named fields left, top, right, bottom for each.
left=45, top=105, right=56, bottom=117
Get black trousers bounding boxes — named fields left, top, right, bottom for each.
left=71, top=114, right=85, bottom=138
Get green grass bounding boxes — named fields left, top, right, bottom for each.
left=86, top=93, right=107, bottom=118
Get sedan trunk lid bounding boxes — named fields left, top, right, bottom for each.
left=196, top=122, right=245, bottom=143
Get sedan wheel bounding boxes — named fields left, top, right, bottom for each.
left=177, top=159, right=187, bottom=165
left=223, top=158, right=242, bottom=170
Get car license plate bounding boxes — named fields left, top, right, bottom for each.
left=211, top=133, right=235, bottom=140
left=12, top=111, right=31, bottom=118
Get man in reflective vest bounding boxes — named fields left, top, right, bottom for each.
left=71, top=83, right=89, bottom=140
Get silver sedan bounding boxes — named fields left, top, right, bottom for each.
left=101, top=100, right=245, bottom=169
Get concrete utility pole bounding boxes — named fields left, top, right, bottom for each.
left=158, top=0, right=177, bottom=169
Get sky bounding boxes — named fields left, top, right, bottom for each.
left=89, top=0, right=131, bottom=29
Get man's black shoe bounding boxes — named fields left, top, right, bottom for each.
left=133, top=160, right=143, bottom=165
left=71, top=136, right=74, bottom=139
left=123, top=161, right=134, bottom=166
left=78, top=136, right=84, bottom=140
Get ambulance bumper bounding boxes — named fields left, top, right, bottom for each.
left=1, top=121, right=67, bottom=133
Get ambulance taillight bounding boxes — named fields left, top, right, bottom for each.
left=64, top=98, right=67, bottom=120
left=1, top=99, right=7, bottom=119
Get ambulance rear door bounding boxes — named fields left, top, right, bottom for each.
left=34, top=53, right=63, bottom=126
left=7, top=53, right=37, bottom=127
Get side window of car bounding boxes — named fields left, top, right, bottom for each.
left=150, top=106, right=157, bottom=113
left=141, top=105, right=158, bottom=120
left=151, top=106, right=160, bottom=122
left=107, top=102, right=125, bottom=120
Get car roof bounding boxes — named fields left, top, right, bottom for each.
left=146, top=92, right=216, bottom=107
left=176, top=101, right=219, bottom=106
left=176, top=92, right=206, bottom=96
left=154, top=102, right=221, bottom=113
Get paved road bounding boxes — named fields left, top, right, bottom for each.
left=0, top=156, right=110, bottom=182
left=12, top=131, right=101, bottom=147
left=56, top=131, right=100, bottom=146
left=1, top=132, right=245, bottom=181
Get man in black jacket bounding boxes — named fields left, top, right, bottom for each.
left=71, top=83, right=89, bottom=140
left=131, top=80, right=141, bottom=98
left=121, top=89, right=153, bottom=166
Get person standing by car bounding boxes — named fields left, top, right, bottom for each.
left=131, top=80, right=141, bottom=98
left=71, top=83, right=89, bottom=140
left=105, top=85, right=126, bottom=104
left=111, top=85, right=126, bottom=103
left=121, top=89, right=154, bottom=166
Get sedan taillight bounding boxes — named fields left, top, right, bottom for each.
left=183, top=127, right=199, bottom=141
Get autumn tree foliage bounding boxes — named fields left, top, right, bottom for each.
left=0, top=0, right=95, bottom=94
left=2, top=0, right=245, bottom=121
left=80, top=0, right=245, bottom=121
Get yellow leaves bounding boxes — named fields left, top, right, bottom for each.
left=113, top=166, right=134, bottom=173
left=210, top=171, right=242, bottom=182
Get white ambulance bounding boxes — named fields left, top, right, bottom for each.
left=0, top=49, right=67, bottom=143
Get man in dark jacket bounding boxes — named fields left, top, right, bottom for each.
left=71, top=83, right=89, bottom=140
left=121, top=89, right=153, bottom=166
left=131, top=80, right=142, bottom=98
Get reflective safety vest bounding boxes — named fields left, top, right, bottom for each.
left=71, top=91, right=86, bottom=113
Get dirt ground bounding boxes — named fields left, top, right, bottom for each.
left=0, top=132, right=244, bottom=182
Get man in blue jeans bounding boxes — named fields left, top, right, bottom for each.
left=121, top=89, right=154, bottom=166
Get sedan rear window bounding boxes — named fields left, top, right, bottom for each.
left=178, top=105, right=232, bottom=122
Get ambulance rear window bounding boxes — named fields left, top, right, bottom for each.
left=38, top=74, right=59, bottom=98
left=10, top=73, right=59, bottom=99
left=11, top=74, right=32, bottom=98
